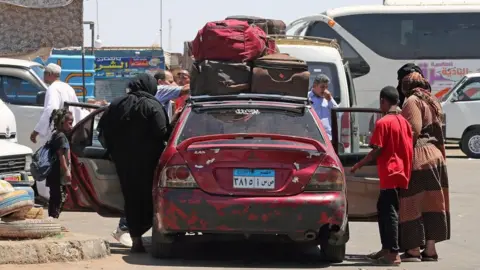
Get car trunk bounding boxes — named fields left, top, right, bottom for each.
left=176, top=134, right=331, bottom=197
left=181, top=147, right=323, bottom=196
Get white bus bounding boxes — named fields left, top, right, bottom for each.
left=289, top=1, right=480, bottom=107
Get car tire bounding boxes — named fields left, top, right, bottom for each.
left=321, top=242, right=346, bottom=263
left=318, top=224, right=348, bottom=263
left=461, top=128, right=480, bottom=159
left=150, top=216, right=176, bottom=259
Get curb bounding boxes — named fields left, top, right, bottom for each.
left=0, top=233, right=110, bottom=264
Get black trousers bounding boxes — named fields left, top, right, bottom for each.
left=377, top=188, right=400, bottom=253
left=118, top=216, right=129, bottom=231
left=48, top=185, right=67, bottom=218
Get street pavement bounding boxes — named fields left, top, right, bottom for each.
left=0, top=149, right=477, bottom=270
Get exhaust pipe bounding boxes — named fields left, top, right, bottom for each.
left=304, top=231, right=317, bottom=241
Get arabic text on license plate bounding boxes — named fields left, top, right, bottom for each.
left=233, top=169, right=275, bottom=189
left=1, top=174, right=21, bottom=182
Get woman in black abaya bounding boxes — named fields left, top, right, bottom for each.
left=98, top=73, right=170, bottom=252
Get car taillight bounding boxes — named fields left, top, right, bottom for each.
left=160, top=165, right=198, bottom=188
left=305, top=166, right=343, bottom=191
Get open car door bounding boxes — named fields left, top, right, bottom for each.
left=65, top=102, right=124, bottom=217
left=331, top=107, right=381, bottom=222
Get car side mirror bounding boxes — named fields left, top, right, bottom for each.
left=36, top=91, right=46, bottom=106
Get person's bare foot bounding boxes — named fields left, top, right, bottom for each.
left=375, top=252, right=401, bottom=266
left=366, top=249, right=388, bottom=260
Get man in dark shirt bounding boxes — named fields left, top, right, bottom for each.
left=351, top=86, right=413, bottom=266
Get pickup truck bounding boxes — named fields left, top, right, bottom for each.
left=0, top=58, right=43, bottom=197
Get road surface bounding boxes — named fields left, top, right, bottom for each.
left=0, top=150, right=477, bottom=270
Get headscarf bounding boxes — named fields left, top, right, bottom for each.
left=127, top=73, right=158, bottom=96
left=396, top=63, right=427, bottom=107
left=401, top=72, right=441, bottom=118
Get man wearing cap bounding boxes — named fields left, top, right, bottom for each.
left=30, top=63, right=82, bottom=144
left=308, top=74, right=338, bottom=140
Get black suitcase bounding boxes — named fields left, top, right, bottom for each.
left=190, top=60, right=251, bottom=96
left=225, top=16, right=286, bottom=35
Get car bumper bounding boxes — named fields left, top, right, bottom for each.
left=154, top=189, right=347, bottom=239
left=0, top=171, right=34, bottom=187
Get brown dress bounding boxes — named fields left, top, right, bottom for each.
left=399, top=95, right=450, bottom=250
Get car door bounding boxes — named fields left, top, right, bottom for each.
left=331, top=107, right=381, bottom=221
left=65, top=102, right=124, bottom=217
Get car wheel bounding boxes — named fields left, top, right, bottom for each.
left=318, top=224, right=348, bottom=263
left=461, top=129, right=480, bottom=159
left=320, top=242, right=346, bottom=263
left=150, top=216, right=176, bottom=259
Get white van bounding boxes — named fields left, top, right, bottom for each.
left=440, top=73, right=480, bottom=158
left=0, top=58, right=45, bottom=195
left=273, top=35, right=358, bottom=153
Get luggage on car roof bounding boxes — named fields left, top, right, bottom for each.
left=192, top=19, right=269, bottom=62
left=190, top=60, right=251, bottom=96
left=225, top=16, right=286, bottom=35
left=251, top=53, right=310, bottom=98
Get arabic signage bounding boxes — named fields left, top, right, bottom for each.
left=95, top=57, right=165, bottom=79
left=417, top=61, right=480, bottom=95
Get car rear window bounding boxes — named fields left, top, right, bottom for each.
left=176, top=106, right=325, bottom=146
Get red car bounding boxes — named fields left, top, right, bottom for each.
left=62, top=96, right=381, bottom=262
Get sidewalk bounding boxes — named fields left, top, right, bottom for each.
left=0, top=233, right=110, bottom=264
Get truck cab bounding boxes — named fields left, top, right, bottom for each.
left=273, top=35, right=358, bottom=153
left=0, top=58, right=43, bottom=193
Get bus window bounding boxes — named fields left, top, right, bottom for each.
left=335, top=13, right=480, bottom=60
left=306, top=21, right=370, bottom=78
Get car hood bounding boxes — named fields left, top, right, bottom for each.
left=0, top=140, right=32, bottom=156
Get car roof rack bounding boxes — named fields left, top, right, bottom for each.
left=188, top=94, right=310, bottom=106
left=269, top=35, right=342, bottom=55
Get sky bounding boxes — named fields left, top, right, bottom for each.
left=83, top=0, right=379, bottom=53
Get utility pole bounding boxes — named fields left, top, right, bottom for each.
left=168, top=19, right=172, bottom=51
left=159, top=0, right=163, bottom=48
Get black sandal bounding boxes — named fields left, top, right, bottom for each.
left=421, top=251, right=438, bottom=261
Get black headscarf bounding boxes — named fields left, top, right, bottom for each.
left=396, top=63, right=425, bottom=107
left=127, top=73, right=158, bottom=97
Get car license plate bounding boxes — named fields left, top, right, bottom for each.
left=0, top=173, right=22, bottom=182
left=233, top=169, right=275, bottom=189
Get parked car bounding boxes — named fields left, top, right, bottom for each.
left=440, top=73, right=480, bottom=158
left=61, top=96, right=381, bottom=262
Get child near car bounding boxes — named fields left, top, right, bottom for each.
left=351, top=86, right=413, bottom=266
left=46, top=108, right=73, bottom=219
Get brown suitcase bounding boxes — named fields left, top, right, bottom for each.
left=225, top=16, right=286, bottom=35
left=190, top=60, right=251, bottom=96
left=251, top=53, right=310, bottom=97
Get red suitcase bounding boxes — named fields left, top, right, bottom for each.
left=192, top=20, right=268, bottom=62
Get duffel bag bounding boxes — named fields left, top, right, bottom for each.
left=251, top=53, right=310, bottom=98
left=190, top=60, right=251, bottom=96
left=192, top=20, right=268, bottom=62
left=225, top=16, right=286, bottom=35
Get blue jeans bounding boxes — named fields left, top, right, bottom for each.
left=118, top=217, right=129, bottom=231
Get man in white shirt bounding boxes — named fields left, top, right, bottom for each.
left=30, top=63, right=82, bottom=144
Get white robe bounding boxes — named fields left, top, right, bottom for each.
left=34, top=81, right=83, bottom=143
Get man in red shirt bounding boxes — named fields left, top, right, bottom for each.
left=351, top=86, right=413, bottom=266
